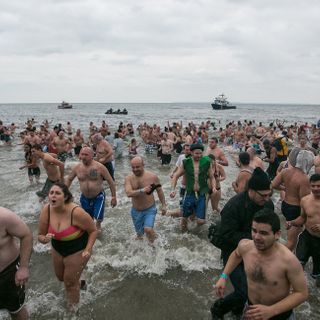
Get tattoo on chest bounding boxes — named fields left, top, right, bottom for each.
left=89, top=169, right=98, bottom=178
left=251, top=264, right=267, bottom=283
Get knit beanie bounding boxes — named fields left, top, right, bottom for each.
left=247, top=167, right=271, bottom=191
left=190, top=143, right=204, bottom=151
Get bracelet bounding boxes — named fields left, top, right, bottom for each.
left=220, top=273, right=228, bottom=280
left=139, top=188, right=144, bottom=193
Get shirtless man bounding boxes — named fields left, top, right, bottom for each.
left=171, top=144, right=216, bottom=231
left=65, top=146, right=117, bottom=230
left=53, top=130, right=70, bottom=163
left=272, top=147, right=313, bottom=250
left=92, top=134, right=115, bottom=181
left=204, top=137, right=228, bottom=166
left=232, top=152, right=253, bottom=194
left=215, top=209, right=308, bottom=320
left=125, top=156, right=167, bottom=243
left=160, top=133, right=173, bottom=165
left=254, top=122, right=266, bottom=139
left=23, top=129, right=41, bottom=146
left=0, top=207, right=33, bottom=320
left=32, top=144, right=65, bottom=201
left=73, top=129, right=84, bottom=157
left=247, top=147, right=264, bottom=170
left=287, top=173, right=320, bottom=287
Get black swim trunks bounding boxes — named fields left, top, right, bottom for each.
left=281, top=201, right=301, bottom=221
left=0, top=256, right=25, bottom=314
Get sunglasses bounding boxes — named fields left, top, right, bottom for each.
left=255, top=190, right=272, bottom=198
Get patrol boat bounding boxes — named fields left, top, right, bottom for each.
left=211, top=94, right=236, bottom=110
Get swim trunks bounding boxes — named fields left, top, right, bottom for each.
left=36, top=178, right=59, bottom=199
left=281, top=201, right=301, bottom=221
left=243, top=301, right=294, bottom=320
left=57, top=152, right=68, bottom=163
left=28, top=167, right=40, bottom=177
left=182, top=193, right=207, bottom=219
left=296, top=229, right=320, bottom=279
left=74, top=145, right=82, bottom=156
left=131, top=204, right=157, bottom=236
left=80, top=191, right=105, bottom=221
left=103, top=161, right=115, bottom=181
left=0, top=256, right=25, bottom=314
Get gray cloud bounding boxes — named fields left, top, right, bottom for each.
left=0, top=0, right=319, bottom=103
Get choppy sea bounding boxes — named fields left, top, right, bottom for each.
left=0, top=102, right=319, bottom=319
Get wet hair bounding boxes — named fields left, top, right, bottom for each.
left=32, top=144, right=42, bottom=151
left=208, top=154, right=216, bottom=161
left=253, top=208, right=280, bottom=233
left=50, top=182, right=73, bottom=203
left=239, top=152, right=250, bottom=165
left=310, top=173, right=320, bottom=183
left=210, top=137, right=218, bottom=143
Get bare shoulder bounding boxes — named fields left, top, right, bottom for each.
left=238, top=239, right=253, bottom=255
left=0, top=207, right=15, bottom=223
left=278, top=243, right=301, bottom=267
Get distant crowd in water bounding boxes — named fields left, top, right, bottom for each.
left=1, top=115, right=320, bottom=319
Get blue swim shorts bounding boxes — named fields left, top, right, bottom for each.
left=80, top=191, right=105, bottom=221
left=182, top=193, right=207, bottom=220
left=131, top=204, right=157, bottom=236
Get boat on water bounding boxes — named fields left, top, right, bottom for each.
left=57, top=101, right=73, bottom=109
left=211, top=94, right=236, bottom=110
left=105, top=108, right=128, bottom=115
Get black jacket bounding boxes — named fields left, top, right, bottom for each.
left=220, top=191, right=274, bottom=256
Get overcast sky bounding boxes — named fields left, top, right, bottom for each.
left=1, top=0, right=319, bottom=104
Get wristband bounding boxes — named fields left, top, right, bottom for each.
left=139, top=188, right=144, bottom=193
left=220, top=273, right=228, bottom=280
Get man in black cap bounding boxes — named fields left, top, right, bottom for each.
left=211, top=167, right=274, bottom=319
left=170, top=143, right=216, bottom=231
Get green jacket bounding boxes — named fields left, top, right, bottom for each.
left=183, top=156, right=211, bottom=195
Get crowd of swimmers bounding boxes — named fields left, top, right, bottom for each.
left=1, top=115, right=320, bottom=319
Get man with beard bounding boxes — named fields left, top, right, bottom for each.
left=125, top=156, right=167, bottom=244
left=210, top=167, right=274, bottom=319
left=215, top=209, right=308, bottom=320
left=65, top=146, right=117, bottom=231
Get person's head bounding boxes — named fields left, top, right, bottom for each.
left=48, top=182, right=73, bottom=206
left=238, top=152, right=250, bottom=166
left=31, top=144, right=43, bottom=156
left=298, top=134, right=307, bottom=147
left=247, top=167, right=271, bottom=206
left=310, top=174, right=320, bottom=198
left=190, top=144, right=204, bottom=161
left=58, top=130, right=64, bottom=138
left=183, top=143, right=191, bottom=155
left=131, top=156, right=144, bottom=176
left=209, top=137, right=218, bottom=149
left=79, top=146, right=94, bottom=165
left=131, top=138, right=136, bottom=145
left=247, top=147, right=256, bottom=159
left=92, top=133, right=103, bottom=144
left=252, top=209, right=281, bottom=251
left=262, top=139, right=270, bottom=149
left=114, top=132, right=119, bottom=139
left=24, top=143, right=32, bottom=153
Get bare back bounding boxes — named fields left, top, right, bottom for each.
left=282, top=168, right=310, bottom=205
left=0, top=208, right=22, bottom=271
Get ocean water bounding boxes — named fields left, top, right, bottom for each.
left=0, top=102, right=319, bottom=319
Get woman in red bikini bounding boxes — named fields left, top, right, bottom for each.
left=38, top=182, right=98, bottom=309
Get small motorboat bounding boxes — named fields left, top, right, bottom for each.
left=58, top=101, right=73, bottom=109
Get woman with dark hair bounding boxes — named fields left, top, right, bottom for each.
left=38, top=182, right=98, bottom=309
